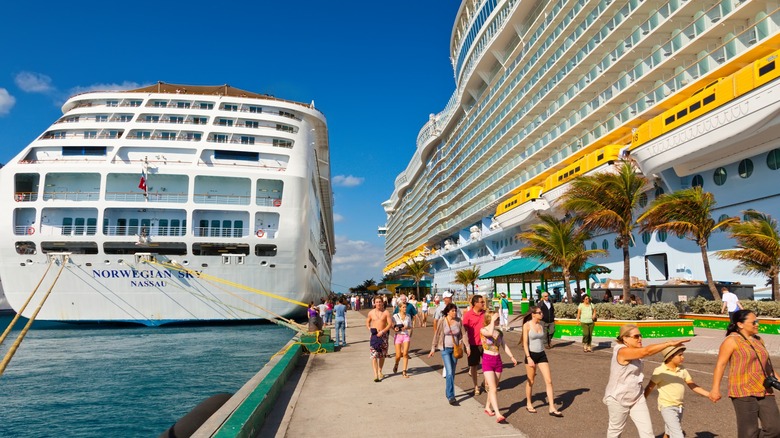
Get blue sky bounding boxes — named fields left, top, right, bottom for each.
left=0, top=1, right=462, bottom=293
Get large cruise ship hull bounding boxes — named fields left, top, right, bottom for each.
left=0, top=83, right=334, bottom=326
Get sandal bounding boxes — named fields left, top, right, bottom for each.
left=474, top=386, right=482, bottom=396
left=484, top=409, right=495, bottom=417
left=496, top=415, right=506, bottom=423
left=526, top=407, right=537, bottom=413
left=393, top=363, right=398, bottom=373
left=403, top=371, right=409, bottom=378
left=549, top=411, right=563, bottom=417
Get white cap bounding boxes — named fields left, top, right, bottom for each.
left=443, top=291, right=453, bottom=298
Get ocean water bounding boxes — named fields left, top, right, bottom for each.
left=0, top=315, right=294, bottom=437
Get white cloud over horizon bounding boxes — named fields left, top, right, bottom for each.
left=333, top=213, right=344, bottom=222
left=0, top=88, right=15, bottom=115
left=332, top=175, right=364, bottom=187
left=331, top=234, right=384, bottom=291
left=14, top=71, right=54, bottom=93
left=68, top=81, right=147, bottom=95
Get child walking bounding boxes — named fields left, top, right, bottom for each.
left=643, top=345, right=710, bottom=438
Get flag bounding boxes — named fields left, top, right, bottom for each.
left=138, top=170, right=147, bottom=191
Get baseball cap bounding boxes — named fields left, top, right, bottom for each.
left=443, top=291, right=453, bottom=298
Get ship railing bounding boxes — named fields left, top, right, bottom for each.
left=13, top=192, right=38, bottom=202
left=256, top=197, right=283, bottom=207
left=103, top=225, right=187, bottom=237
left=16, top=225, right=99, bottom=236
left=105, top=192, right=188, bottom=203
left=192, top=227, right=249, bottom=238
left=193, top=194, right=251, bottom=205
left=42, top=192, right=101, bottom=201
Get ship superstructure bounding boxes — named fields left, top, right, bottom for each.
left=2, top=82, right=334, bottom=325
left=383, top=0, right=780, bottom=293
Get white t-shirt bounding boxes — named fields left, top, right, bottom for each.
left=722, top=291, right=740, bottom=312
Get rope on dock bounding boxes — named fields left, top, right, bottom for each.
left=0, top=257, right=67, bottom=378
left=0, top=259, right=55, bottom=347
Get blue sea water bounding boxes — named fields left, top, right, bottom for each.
left=0, top=315, right=294, bottom=437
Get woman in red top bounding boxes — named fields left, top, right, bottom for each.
left=710, top=309, right=780, bottom=437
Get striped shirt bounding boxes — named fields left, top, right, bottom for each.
left=728, top=333, right=771, bottom=398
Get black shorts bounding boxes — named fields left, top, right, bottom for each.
left=467, top=345, right=483, bottom=367
left=524, top=350, right=548, bottom=365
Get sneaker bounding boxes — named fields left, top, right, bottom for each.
left=448, top=398, right=458, bottom=406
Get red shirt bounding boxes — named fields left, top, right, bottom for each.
left=462, top=309, right=485, bottom=346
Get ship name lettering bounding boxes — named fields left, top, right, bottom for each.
left=92, top=269, right=173, bottom=279
left=130, top=280, right=167, bottom=287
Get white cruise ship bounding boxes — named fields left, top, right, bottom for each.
left=1, top=82, right=334, bottom=325
left=383, top=0, right=780, bottom=295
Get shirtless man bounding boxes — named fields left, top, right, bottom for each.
left=366, top=296, right=393, bottom=382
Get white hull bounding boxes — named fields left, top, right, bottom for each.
left=0, top=83, right=334, bottom=325
left=633, top=79, right=780, bottom=177
left=494, top=198, right=549, bottom=229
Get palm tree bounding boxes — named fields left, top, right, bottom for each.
left=637, top=186, right=738, bottom=301
left=455, top=266, right=481, bottom=296
left=517, top=213, right=605, bottom=303
left=562, top=161, right=648, bottom=303
left=404, top=259, right=432, bottom=300
left=716, top=210, right=780, bottom=301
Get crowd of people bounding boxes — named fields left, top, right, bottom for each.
left=356, top=290, right=780, bottom=437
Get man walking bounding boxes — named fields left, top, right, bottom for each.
left=720, top=286, right=742, bottom=323
left=462, top=294, right=486, bottom=395
left=539, top=291, right=556, bottom=349
left=366, top=296, right=392, bottom=382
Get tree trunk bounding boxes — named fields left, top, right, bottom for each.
left=622, top=243, right=631, bottom=304
left=700, top=243, right=721, bottom=301
left=773, top=270, right=779, bottom=302
left=563, top=268, right=572, bottom=303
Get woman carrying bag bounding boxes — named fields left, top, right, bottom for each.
left=430, top=303, right=470, bottom=406
left=576, top=295, right=597, bottom=352
left=709, top=309, right=780, bottom=437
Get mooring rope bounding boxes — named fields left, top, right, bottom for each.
left=0, top=259, right=55, bottom=347
left=0, top=259, right=67, bottom=378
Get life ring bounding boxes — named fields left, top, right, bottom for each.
left=273, top=199, right=281, bottom=207
left=256, top=229, right=265, bottom=238
left=26, top=227, right=35, bottom=235
left=15, top=194, right=23, bottom=202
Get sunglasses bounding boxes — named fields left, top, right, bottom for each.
left=625, top=334, right=642, bottom=339
left=533, top=311, right=542, bottom=315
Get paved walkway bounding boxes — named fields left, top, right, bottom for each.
left=261, top=310, right=527, bottom=438
left=261, top=310, right=780, bottom=438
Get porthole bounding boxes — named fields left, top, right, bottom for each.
left=744, top=210, right=757, bottom=221
left=641, top=231, right=651, bottom=244
left=655, top=186, right=665, bottom=197
left=639, top=193, right=648, bottom=208
left=713, top=167, right=727, bottom=186
left=657, top=230, right=668, bottom=242
left=738, top=159, right=753, bottom=178
left=691, top=174, right=704, bottom=188
left=614, top=238, right=620, bottom=249
left=591, top=242, right=597, bottom=250
left=718, top=214, right=729, bottom=232
left=602, top=239, right=609, bottom=250
left=768, top=149, right=780, bottom=170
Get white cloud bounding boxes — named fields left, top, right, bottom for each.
left=332, top=175, right=364, bottom=187
left=15, top=72, right=54, bottom=93
left=332, top=235, right=384, bottom=269
left=0, top=88, right=15, bottom=115
left=333, top=213, right=344, bottom=222
left=68, top=81, right=146, bottom=95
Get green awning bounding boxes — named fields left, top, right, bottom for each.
left=479, top=257, right=610, bottom=282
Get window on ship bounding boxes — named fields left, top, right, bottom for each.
left=192, top=243, right=249, bottom=256
left=103, top=242, right=187, bottom=255
left=41, top=241, right=98, bottom=254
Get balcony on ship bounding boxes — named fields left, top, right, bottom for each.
left=106, top=173, right=188, bottom=203
left=43, top=172, right=101, bottom=202
left=194, top=176, right=250, bottom=206
left=193, top=210, right=250, bottom=239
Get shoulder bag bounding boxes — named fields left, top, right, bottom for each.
left=448, top=324, right=463, bottom=358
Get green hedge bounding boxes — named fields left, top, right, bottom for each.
left=679, top=297, right=780, bottom=318
left=553, top=302, right=681, bottom=320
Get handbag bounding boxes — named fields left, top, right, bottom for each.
left=448, top=325, right=463, bottom=358
left=737, top=332, right=780, bottom=391
left=591, top=304, right=598, bottom=322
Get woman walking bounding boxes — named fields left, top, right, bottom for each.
left=522, top=306, right=563, bottom=417
left=392, top=302, right=413, bottom=377
left=576, top=295, right=597, bottom=352
left=709, top=309, right=780, bottom=437
left=480, top=308, right=517, bottom=422
left=429, top=303, right=470, bottom=405
left=604, top=324, right=689, bottom=437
